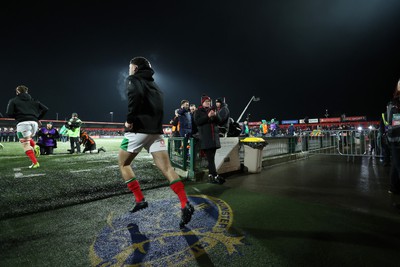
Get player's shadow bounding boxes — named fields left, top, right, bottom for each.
left=180, top=226, right=215, bottom=266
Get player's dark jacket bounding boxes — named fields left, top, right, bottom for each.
left=125, top=67, right=163, bottom=134
left=6, top=93, right=48, bottom=122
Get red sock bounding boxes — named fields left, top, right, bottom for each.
left=25, top=150, right=37, bottom=164
left=29, top=139, right=35, bottom=147
left=170, top=180, right=188, bottom=208
left=126, top=179, right=144, bottom=203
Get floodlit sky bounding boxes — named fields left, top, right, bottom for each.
left=1, top=0, right=400, bottom=123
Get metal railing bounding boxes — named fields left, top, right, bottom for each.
left=167, top=130, right=386, bottom=179
left=299, top=129, right=384, bottom=160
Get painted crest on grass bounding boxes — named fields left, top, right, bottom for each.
left=89, top=195, right=245, bottom=266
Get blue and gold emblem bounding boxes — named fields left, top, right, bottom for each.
left=90, top=195, right=245, bottom=266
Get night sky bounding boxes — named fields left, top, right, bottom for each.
left=1, top=0, right=400, bottom=124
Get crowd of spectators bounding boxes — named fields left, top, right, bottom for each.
left=2, top=122, right=380, bottom=142
left=241, top=123, right=380, bottom=138
left=0, top=127, right=18, bottom=142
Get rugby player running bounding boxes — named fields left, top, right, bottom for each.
left=118, top=57, right=194, bottom=228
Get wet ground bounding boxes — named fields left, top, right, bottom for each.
left=1, top=154, right=400, bottom=266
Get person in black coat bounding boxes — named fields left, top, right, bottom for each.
left=215, top=97, right=230, bottom=137
left=194, top=95, right=225, bottom=184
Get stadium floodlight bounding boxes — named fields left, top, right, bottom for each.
left=237, top=96, right=260, bottom=122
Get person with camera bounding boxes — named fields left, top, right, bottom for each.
left=66, top=112, right=82, bottom=154
left=80, top=130, right=106, bottom=153
left=37, top=122, right=59, bottom=155
left=194, top=95, right=225, bottom=185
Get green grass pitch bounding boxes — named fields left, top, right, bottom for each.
left=0, top=138, right=168, bottom=219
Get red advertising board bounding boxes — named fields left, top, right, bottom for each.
left=344, top=116, right=366, bottom=121
left=319, top=117, right=341, bottom=123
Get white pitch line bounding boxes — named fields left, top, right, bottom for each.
left=87, top=160, right=111, bottom=163
left=105, top=165, right=119, bottom=169
left=15, top=173, right=46, bottom=178
left=70, top=169, right=92, bottom=173
left=13, top=168, right=22, bottom=171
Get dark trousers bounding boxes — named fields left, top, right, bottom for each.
left=204, top=148, right=217, bottom=176
left=40, top=146, right=54, bottom=155
left=70, top=137, right=80, bottom=153
left=381, top=137, right=390, bottom=164
left=390, top=142, right=400, bottom=192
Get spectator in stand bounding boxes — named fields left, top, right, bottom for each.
left=368, top=126, right=377, bottom=155
left=169, top=108, right=181, bottom=153
left=259, top=120, right=268, bottom=137
left=80, top=130, right=106, bottom=153
left=37, top=122, right=59, bottom=155
left=169, top=109, right=180, bottom=137
left=2, top=127, right=9, bottom=142
left=194, top=95, right=225, bottom=185
left=66, top=113, right=82, bottom=154
left=287, top=123, right=295, bottom=136
left=6, top=85, right=48, bottom=168
left=270, top=119, right=277, bottom=137
left=59, top=124, right=69, bottom=142
left=241, top=120, right=250, bottom=137
left=8, top=127, right=16, bottom=142
left=379, top=111, right=390, bottom=166
left=287, top=123, right=296, bottom=153
left=189, top=104, right=198, bottom=136
left=215, top=97, right=230, bottom=137
left=177, top=100, right=192, bottom=137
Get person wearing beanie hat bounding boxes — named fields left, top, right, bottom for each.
left=215, top=97, right=230, bottom=137
left=215, top=98, right=223, bottom=104
left=201, top=95, right=211, bottom=105
left=194, top=94, right=226, bottom=185
left=119, top=56, right=194, bottom=228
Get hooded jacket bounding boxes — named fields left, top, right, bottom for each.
left=6, top=93, right=48, bottom=123
left=216, top=102, right=230, bottom=131
left=125, top=67, right=163, bottom=134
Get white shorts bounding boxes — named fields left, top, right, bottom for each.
left=16, top=121, right=39, bottom=139
left=120, top=133, right=167, bottom=153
